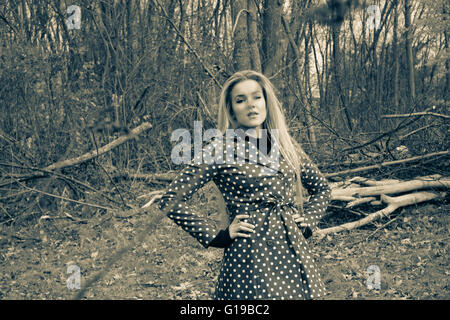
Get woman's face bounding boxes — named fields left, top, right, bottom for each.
left=230, top=79, right=267, bottom=137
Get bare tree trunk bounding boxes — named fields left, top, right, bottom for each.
left=444, top=4, right=450, bottom=100
left=331, top=20, right=353, bottom=132
left=231, top=0, right=251, bottom=70
left=404, top=0, right=416, bottom=103
left=262, top=0, right=285, bottom=79
left=393, top=0, right=400, bottom=110
left=247, top=0, right=262, bottom=72
left=304, top=26, right=317, bottom=149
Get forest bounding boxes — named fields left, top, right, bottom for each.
left=0, top=0, right=448, bottom=300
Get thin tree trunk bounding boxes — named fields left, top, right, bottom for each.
left=444, top=4, right=450, bottom=100
left=262, top=0, right=285, bottom=79
left=393, top=0, right=400, bottom=110
left=404, top=0, right=416, bottom=103
left=247, top=0, right=262, bottom=72
left=231, top=0, right=251, bottom=70
left=331, top=20, right=353, bottom=132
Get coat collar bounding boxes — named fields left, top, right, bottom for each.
left=228, top=128, right=283, bottom=176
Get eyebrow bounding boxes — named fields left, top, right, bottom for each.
left=233, top=90, right=263, bottom=98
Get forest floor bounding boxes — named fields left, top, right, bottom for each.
left=0, top=180, right=448, bottom=300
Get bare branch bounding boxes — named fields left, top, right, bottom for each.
left=316, top=191, right=446, bottom=238
left=43, top=122, right=152, bottom=172
left=325, top=151, right=449, bottom=178
left=382, top=111, right=450, bottom=120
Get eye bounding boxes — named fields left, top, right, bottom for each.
left=235, top=97, right=245, bottom=104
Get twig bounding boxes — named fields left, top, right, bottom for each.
left=340, top=106, right=435, bottom=154
left=196, top=92, right=215, bottom=123
left=43, top=122, right=152, bottom=171
left=0, top=167, right=113, bottom=211
left=0, top=162, right=122, bottom=206
left=325, top=151, right=449, bottom=178
left=365, top=209, right=406, bottom=241
left=232, top=9, right=250, bottom=35
left=399, top=124, right=441, bottom=140
left=141, top=193, right=163, bottom=208
left=89, top=131, right=128, bottom=208
left=382, top=111, right=450, bottom=120
left=328, top=204, right=366, bottom=217
left=153, top=0, right=221, bottom=88
left=347, top=197, right=377, bottom=208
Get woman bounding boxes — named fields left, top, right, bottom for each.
left=158, top=70, right=331, bottom=300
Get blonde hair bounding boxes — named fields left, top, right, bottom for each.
left=217, top=70, right=310, bottom=212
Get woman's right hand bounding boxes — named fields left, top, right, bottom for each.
left=292, top=213, right=307, bottom=227
left=228, top=214, right=255, bottom=240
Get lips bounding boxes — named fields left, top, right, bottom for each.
left=248, top=112, right=258, bottom=117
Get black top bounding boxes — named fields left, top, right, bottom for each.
left=244, top=131, right=272, bottom=155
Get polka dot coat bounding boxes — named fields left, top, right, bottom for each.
left=158, top=130, right=331, bottom=300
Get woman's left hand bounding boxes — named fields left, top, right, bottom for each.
left=292, top=214, right=307, bottom=227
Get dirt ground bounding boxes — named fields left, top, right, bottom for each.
left=0, top=181, right=448, bottom=300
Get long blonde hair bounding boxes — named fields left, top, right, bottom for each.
left=217, top=70, right=310, bottom=212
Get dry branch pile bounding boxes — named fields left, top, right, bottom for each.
left=316, top=175, right=449, bottom=238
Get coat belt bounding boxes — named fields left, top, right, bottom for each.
left=261, top=199, right=309, bottom=256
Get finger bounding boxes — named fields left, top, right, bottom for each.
left=298, top=223, right=308, bottom=227
left=239, top=222, right=255, bottom=229
left=234, top=214, right=250, bottom=221
left=234, top=232, right=252, bottom=238
left=238, top=226, right=255, bottom=233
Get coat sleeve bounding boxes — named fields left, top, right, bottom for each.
left=158, top=151, right=223, bottom=248
left=298, top=159, right=331, bottom=235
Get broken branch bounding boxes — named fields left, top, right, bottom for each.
left=44, top=122, right=152, bottom=171
left=382, top=111, right=450, bottom=120
left=316, top=191, right=445, bottom=237
left=332, top=176, right=450, bottom=199
left=325, top=151, right=449, bottom=178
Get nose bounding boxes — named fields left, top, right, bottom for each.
left=247, top=98, right=257, bottom=109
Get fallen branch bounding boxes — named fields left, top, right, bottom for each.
left=44, top=122, right=152, bottom=171
left=399, top=124, right=441, bottom=140
left=349, top=176, right=402, bottom=186
left=382, top=111, right=450, bottom=120
left=346, top=197, right=377, bottom=208
left=325, top=150, right=449, bottom=178
left=315, top=191, right=446, bottom=238
left=332, top=176, right=450, bottom=198
left=113, top=171, right=177, bottom=183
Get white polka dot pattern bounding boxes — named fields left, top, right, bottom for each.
left=158, top=132, right=331, bottom=300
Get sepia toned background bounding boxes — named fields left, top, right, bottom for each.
left=0, top=0, right=448, bottom=300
